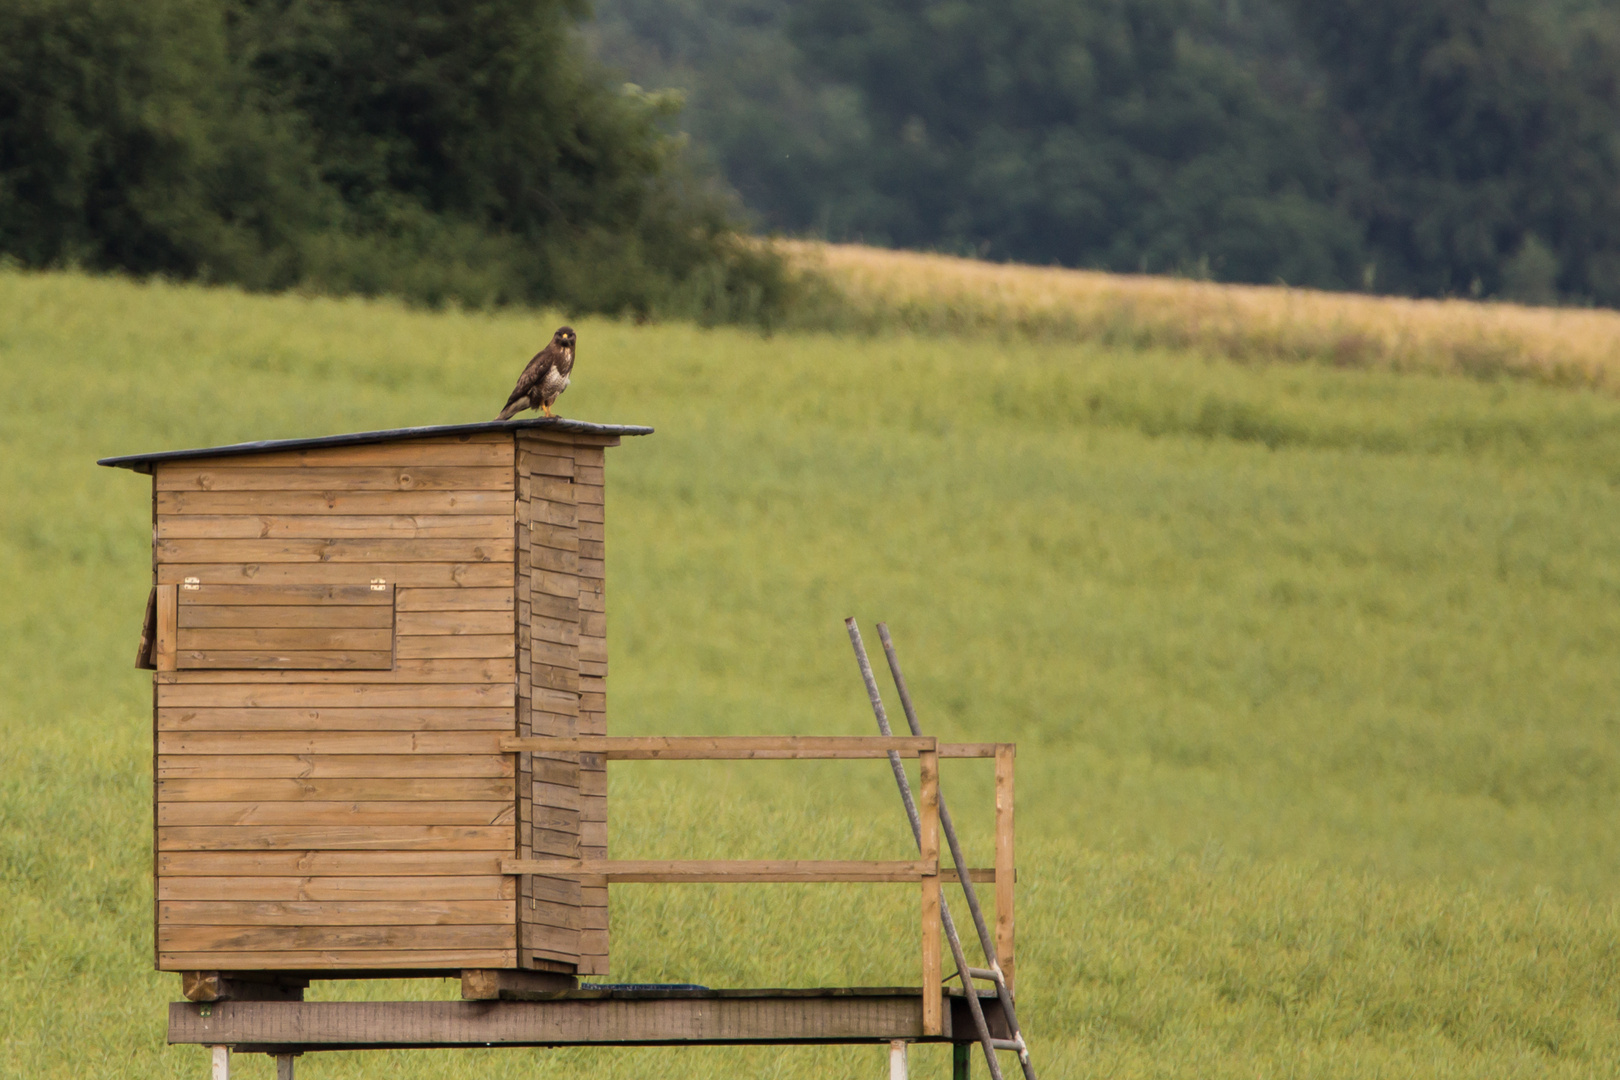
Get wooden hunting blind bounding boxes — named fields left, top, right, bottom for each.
left=102, top=419, right=1029, bottom=1078
left=101, top=419, right=648, bottom=980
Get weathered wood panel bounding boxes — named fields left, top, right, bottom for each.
left=161, top=657, right=514, bottom=684
left=157, top=825, right=514, bottom=851
left=157, top=683, right=514, bottom=708
left=157, top=756, right=512, bottom=781
left=515, top=435, right=583, bottom=971
left=157, top=730, right=506, bottom=755
left=160, top=923, right=515, bottom=951
left=158, top=564, right=512, bottom=588
left=395, top=588, right=513, bottom=612
left=158, top=515, right=514, bottom=539
left=158, top=707, right=513, bottom=731
left=159, top=851, right=506, bottom=876
left=158, top=801, right=514, bottom=826
left=167, top=991, right=971, bottom=1047
left=158, top=876, right=516, bottom=901
left=158, top=491, right=513, bottom=516
left=159, top=777, right=513, bottom=801
left=160, top=900, right=514, bottom=925
left=156, top=467, right=513, bottom=492
left=159, top=949, right=515, bottom=970
left=180, top=605, right=395, bottom=629
left=395, top=634, right=515, bottom=660
left=150, top=434, right=530, bottom=975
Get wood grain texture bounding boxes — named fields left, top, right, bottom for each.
left=156, top=467, right=513, bottom=492
left=158, top=824, right=514, bottom=851
left=918, top=749, right=942, bottom=1037
left=994, top=743, right=1016, bottom=996
left=208, top=440, right=512, bottom=468
left=159, top=922, right=515, bottom=951
left=160, top=776, right=513, bottom=801
left=166, top=991, right=965, bottom=1046
left=178, top=627, right=393, bottom=651
left=160, top=725, right=505, bottom=755
left=158, top=682, right=514, bottom=708
left=159, top=851, right=506, bottom=877
left=158, top=708, right=513, bottom=731
left=159, top=538, right=512, bottom=564
left=176, top=650, right=394, bottom=671
left=160, top=948, right=515, bottom=971
left=158, top=876, right=516, bottom=901
left=160, top=900, right=514, bottom=925
left=395, top=634, right=514, bottom=660
left=497, top=735, right=938, bottom=758
left=158, top=515, right=514, bottom=539
left=162, top=657, right=514, bottom=684
left=158, top=755, right=512, bottom=781
left=396, top=610, right=512, bottom=635
left=180, top=605, right=395, bottom=629
left=158, top=564, right=512, bottom=588
left=395, top=588, right=513, bottom=611
left=155, top=584, right=178, bottom=672
left=157, top=801, right=515, bottom=826
left=159, top=491, right=513, bottom=516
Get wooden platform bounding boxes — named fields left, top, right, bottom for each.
left=169, top=988, right=1010, bottom=1051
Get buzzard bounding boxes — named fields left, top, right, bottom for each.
left=496, top=326, right=576, bottom=420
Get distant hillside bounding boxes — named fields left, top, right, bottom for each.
left=589, top=0, right=1620, bottom=306
left=783, top=241, right=1620, bottom=389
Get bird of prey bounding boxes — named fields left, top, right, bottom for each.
left=496, top=326, right=577, bottom=420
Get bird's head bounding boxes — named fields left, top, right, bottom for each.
left=553, top=326, right=576, bottom=351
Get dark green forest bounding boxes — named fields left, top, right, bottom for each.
left=590, top=0, right=1620, bottom=304
left=0, top=0, right=787, bottom=318
left=2, top=0, right=1618, bottom=311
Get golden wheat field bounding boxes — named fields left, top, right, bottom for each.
left=785, top=240, right=1620, bottom=388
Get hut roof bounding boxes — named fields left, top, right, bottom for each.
left=97, top=418, right=653, bottom=473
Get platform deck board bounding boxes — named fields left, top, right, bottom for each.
left=167, top=990, right=1008, bottom=1049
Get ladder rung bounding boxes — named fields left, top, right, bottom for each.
left=990, top=1038, right=1025, bottom=1052
left=966, top=966, right=1004, bottom=984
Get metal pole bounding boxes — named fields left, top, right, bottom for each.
left=889, top=1039, right=910, bottom=1080
left=878, top=623, right=1036, bottom=1080
left=846, top=618, right=1006, bottom=1080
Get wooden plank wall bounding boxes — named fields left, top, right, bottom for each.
left=151, top=433, right=519, bottom=972
left=515, top=432, right=611, bottom=976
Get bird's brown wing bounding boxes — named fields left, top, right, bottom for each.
left=499, top=345, right=558, bottom=416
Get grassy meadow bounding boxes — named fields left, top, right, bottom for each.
left=3, top=263, right=1620, bottom=1078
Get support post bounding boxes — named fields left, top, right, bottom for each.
left=889, top=1040, right=910, bottom=1080
left=275, top=1054, right=296, bottom=1080
left=919, top=748, right=942, bottom=1036
left=994, top=744, right=1016, bottom=995
left=954, top=1043, right=973, bottom=1080
left=210, top=1045, right=229, bottom=1080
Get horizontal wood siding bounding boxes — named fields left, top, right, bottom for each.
left=151, top=434, right=517, bottom=972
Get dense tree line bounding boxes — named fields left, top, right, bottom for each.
left=591, top=0, right=1620, bottom=305
left=0, top=0, right=788, bottom=317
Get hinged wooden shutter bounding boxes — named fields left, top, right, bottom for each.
left=175, top=583, right=395, bottom=670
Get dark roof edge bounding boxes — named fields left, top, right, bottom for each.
left=97, top=418, right=654, bottom=472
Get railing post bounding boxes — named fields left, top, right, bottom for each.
left=919, top=747, right=942, bottom=1035
left=994, top=744, right=1016, bottom=996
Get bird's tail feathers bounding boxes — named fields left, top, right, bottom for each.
left=495, top=399, right=529, bottom=422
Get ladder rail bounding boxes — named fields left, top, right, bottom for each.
left=878, top=623, right=1037, bottom=1079
left=847, top=620, right=1009, bottom=1080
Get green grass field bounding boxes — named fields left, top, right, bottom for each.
left=3, top=268, right=1620, bottom=1078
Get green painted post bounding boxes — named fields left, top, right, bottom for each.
left=953, top=1044, right=971, bottom=1080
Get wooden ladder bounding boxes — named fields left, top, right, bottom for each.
left=848, top=620, right=1038, bottom=1080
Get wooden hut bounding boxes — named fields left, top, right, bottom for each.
left=100, top=419, right=651, bottom=990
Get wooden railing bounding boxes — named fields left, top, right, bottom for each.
left=497, top=735, right=1016, bottom=1036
